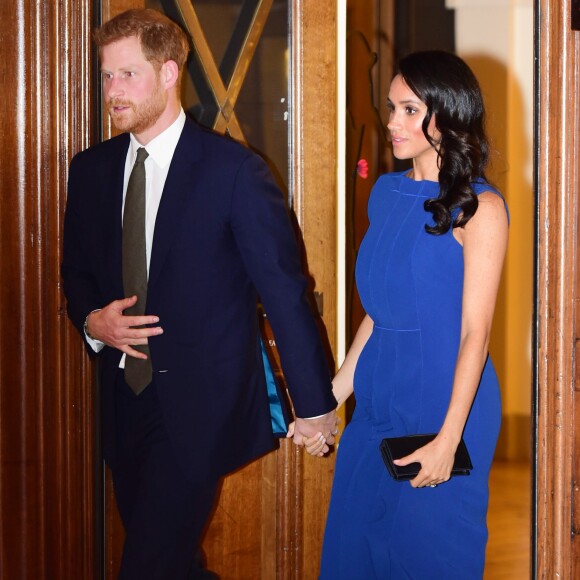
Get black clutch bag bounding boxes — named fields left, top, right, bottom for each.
left=379, top=433, right=473, bottom=481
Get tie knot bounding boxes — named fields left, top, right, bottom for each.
left=135, top=147, right=149, bottom=164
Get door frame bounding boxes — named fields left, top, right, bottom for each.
left=534, top=0, right=580, bottom=576
left=8, top=0, right=580, bottom=577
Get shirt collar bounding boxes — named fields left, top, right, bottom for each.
left=129, top=109, right=186, bottom=169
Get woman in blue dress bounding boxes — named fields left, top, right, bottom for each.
left=301, top=51, right=509, bottom=578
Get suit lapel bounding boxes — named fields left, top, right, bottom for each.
left=148, top=120, right=204, bottom=291
left=103, top=134, right=130, bottom=300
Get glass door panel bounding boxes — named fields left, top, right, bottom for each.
left=146, top=0, right=290, bottom=189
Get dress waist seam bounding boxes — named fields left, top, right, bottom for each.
left=374, top=325, right=419, bottom=332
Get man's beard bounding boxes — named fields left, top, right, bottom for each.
left=107, top=82, right=167, bottom=135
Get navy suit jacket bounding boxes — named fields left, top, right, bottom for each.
left=62, top=117, right=336, bottom=481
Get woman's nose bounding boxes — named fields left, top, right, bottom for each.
left=386, top=112, right=398, bottom=132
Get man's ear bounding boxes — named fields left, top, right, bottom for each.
left=160, top=60, right=179, bottom=90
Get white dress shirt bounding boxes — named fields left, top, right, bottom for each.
left=86, top=109, right=187, bottom=355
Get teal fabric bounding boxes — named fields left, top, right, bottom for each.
left=260, top=336, right=288, bottom=436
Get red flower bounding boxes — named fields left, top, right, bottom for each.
left=357, top=158, right=369, bottom=179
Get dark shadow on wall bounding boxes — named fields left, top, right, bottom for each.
left=462, top=53, right=533, bottom=462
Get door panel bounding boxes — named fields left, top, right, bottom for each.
left=0, top=1, right=98, bottom=578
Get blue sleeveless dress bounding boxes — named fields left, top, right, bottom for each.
left=320, top=172, right=503, bottom=579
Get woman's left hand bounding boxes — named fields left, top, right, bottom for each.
left=393, top=436, right=457, bottom=488
left=286, top=422, right=329, bottom=456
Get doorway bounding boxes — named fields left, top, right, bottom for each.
left=2, top=1, right=580, bottom=578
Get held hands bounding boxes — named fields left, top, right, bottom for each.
left=393, top=435, right=457, bottom=488
left=85, top=296, right=163, bottom=359
left=286, top=410, right=340, bottom=457
left=292, top=430, right=330, bottom=457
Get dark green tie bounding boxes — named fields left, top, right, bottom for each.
left=122, top=147, right=152, bottom=394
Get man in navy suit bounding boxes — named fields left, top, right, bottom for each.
left=61, top=8, right=338, bottom=579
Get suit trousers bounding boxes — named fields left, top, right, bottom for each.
left=112, top=373, right=219, bottom=580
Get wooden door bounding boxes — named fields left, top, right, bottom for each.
left=100, top=1, right=339, bottom=578
left=0, top=1, right=99, bottom=578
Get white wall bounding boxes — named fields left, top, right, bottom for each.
left=446, top=0, right=534, bottom=450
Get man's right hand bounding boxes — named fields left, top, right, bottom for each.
left=287, top=409, right=340, bottom=456
left=85, top=296, right=163, bottom=359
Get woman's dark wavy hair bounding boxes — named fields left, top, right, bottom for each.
left=398, top=50, right=490, bottom=235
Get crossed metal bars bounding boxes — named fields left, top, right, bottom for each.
left=173, top=0, right=274, bottom=142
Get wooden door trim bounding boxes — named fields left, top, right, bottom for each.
left=535, top=0, right=580, bottom=576
left=0, top=1, right=97, bottom=578
left=285, top=1, right=340, bottom=577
